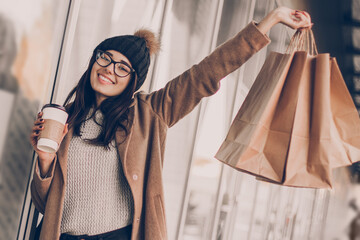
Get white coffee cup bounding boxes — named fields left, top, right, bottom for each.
left=37, top=104, right=68, bottom=153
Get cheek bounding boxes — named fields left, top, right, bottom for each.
left=124, top=76, right=132, bottom=87
left=112, top=76, right=132, bottom=95
left=90, top=65, right=98, bottom=87
left=116, top=75, right=131, bottom=88
left=124, top=76, right=134, bottom=91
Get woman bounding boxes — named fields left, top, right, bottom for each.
left=30, top=6, right=312, bottom=240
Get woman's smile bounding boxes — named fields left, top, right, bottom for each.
left=98, top=74, right=115, bottom=85
left=90, top=50, right=133, bottom=106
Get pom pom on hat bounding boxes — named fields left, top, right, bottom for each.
left=94, top=29, right=160, bottom=91
left=134, top=29, right=160, bottom=56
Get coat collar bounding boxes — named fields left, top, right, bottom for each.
left=115, top=106, right=134, bottom=174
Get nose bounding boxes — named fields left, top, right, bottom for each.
left=104, top=62, right=114, bottom=75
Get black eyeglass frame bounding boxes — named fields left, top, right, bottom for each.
left=95, top=50, right=135, bottom=78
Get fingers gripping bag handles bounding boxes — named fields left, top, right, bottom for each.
left=215, top=28, right=360, bottom=188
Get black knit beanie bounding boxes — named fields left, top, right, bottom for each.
left=94, top=29, right=160, bottom=91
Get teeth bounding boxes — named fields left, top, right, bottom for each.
left=99, top=75, right=113, bottom=84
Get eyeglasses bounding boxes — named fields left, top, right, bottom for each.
left=95, top=50, right=135, bottom=77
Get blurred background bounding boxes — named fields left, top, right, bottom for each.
left=0, top=0, right=359, bottom=239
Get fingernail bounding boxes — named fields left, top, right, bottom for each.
left=40, top=118, right=44, bottom=122
left=35, top=130, right=39, bottom=134
left=39, top=126, right=43, bottom=129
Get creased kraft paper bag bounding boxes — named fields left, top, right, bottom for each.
left=215, top=29, right=360, bottom=189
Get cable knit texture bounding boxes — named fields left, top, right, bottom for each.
left=60, top=109, right=134, bottom=235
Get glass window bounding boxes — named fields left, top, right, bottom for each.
left=0, top=1, right=68, bottom=239
left=13, top=1, right=356, bottom=239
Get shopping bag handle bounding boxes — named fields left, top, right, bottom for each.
left=286, top=28, right=318, bottom=55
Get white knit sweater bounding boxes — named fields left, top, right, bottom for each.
left=60, top=110, right=134, bottom=235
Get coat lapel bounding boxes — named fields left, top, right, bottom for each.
left=57, top=127, right=73, bottom=183
left=116, top=107, right=135, bottom=174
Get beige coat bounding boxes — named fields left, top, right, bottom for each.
left=31, top=22, right=270, bottom=240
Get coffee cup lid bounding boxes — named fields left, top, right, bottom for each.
left=42, top=103, right=67, bottom=112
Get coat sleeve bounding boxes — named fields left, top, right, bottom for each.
left=140, top=21, right=270, bottom=127
left=30, top=157, right=56, bottom=214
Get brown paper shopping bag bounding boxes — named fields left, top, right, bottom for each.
left=280, top=54, right=359, bottom=188
left=214, top=51, right=296, bottom=182
left=215, top=29, right=360, bottom=188
left=329, top=58, right=360, bottom=166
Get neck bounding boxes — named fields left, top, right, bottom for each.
left=96, top=94, right=107, bottom=107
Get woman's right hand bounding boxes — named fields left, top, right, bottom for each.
left=30, top=111, right=68, bottom=176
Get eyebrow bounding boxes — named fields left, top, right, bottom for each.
left=105, top=51, right=113, bottom=57
left=104, top=51, right=132, bottom=67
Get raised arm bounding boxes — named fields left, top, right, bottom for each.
left=141, top=7, right=311, bottom=127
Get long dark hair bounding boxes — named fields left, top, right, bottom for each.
left=63, top=52, right=137, bottom=148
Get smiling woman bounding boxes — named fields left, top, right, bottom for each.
left=10, top=0, right=357, bottom=239
left=59, top=30, right=160, bottom=150
left=90, top=50, right=134, bottom=106
left=28, top=3, right=314, bottom=239
left=88, top=29, right=160, bottom=107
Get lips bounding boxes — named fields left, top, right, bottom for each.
left=98, top=74, right=115, bottom=85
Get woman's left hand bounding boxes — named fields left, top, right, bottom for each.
left=257, top=6, right=312, bottom=34
left=277, top=7, right=312, bottom=29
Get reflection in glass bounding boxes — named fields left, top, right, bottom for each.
left=177, top=0, right=267, bottom=239
left=0, top=1, right=61, bottom=239
left=150, top=0, right=226, bottom=239
left=176, top=0, right=354, bottom=239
